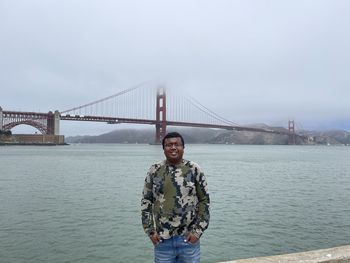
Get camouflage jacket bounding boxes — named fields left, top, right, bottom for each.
left=141, top=159, right=210, bottom=239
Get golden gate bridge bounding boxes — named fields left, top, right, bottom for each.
left=0, top=83, right=305, bottom=144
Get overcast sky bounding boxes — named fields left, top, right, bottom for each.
left=1, top=0, right=349, bottom=136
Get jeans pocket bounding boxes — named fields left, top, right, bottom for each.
left=188, top=240, right=200, bottom=246
left=154, top=238, right=164, bottom=247
left=183, top=236, right=200, bottom=246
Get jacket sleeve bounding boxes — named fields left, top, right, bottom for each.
left=191, top=167, right=210, bottom=238
left=141, top=168, right=155, bottom=236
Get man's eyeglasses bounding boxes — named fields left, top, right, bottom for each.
left=164, top=143, right=183, bottom=149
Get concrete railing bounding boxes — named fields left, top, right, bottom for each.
left=218, top=245, right=350, bottom=263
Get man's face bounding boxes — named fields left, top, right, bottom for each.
left=163, top=137, right=184, bottom=165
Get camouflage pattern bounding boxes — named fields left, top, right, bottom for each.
left=141, top=159, right=210, bottom=239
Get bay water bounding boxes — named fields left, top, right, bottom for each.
left=1, top=144, right=350, bottom=263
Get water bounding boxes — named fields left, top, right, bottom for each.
left=1, top=144, right=350, bottom=263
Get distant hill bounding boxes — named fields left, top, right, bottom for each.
left=311, top=130, right=350, bottom=145
left=66, top=126, right=350, bottom=145
left=66, top=128, right=221, bottom=144
left=66, top=129, right=154, bottom=144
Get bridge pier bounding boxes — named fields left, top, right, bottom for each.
left=46, top=110, right=60, bottom=135
left=54, top=110, right=60, bottom=135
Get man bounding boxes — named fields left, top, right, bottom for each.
left=141, top=132, right=210, bottom=263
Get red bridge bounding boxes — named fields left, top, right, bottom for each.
left=0, top=84, right=304, bottom=144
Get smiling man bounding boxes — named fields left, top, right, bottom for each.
left=141, top=132, right=210, bottom=263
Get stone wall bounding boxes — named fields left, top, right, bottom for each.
left=11, top=134, right=65, bottom=145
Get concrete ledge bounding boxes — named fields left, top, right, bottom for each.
left=218, top=245, right=350, bottom=263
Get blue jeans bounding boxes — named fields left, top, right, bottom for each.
left=154, top=235, right=200, bottom=263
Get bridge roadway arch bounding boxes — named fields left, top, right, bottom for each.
left=0, top=107, right=60, bottom=135
left=4, top=120, right=47, bottom=134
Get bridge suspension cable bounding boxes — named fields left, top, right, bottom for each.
left=184, top=96, right=240, bottom=127
left=166, top=88, right=240, bottom=127
left=61, top=80, right=154, bottom=114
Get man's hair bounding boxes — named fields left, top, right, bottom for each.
left=162, top=132, right=185, bottom=149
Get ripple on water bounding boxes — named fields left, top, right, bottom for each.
left=1, top=144, right=350, bottom=263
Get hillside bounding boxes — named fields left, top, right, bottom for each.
left=66, top=127, right=350, bottom=145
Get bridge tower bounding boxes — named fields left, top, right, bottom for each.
left=288, top=120, right=296, bottom=145
left=0, top=106, right=3, bottom=130
left=155, top=87, right=167, bottom=143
